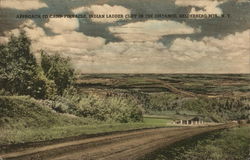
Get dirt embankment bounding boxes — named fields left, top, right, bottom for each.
left=0, top=123, right=237, bottom=160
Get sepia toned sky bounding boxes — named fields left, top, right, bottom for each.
left=0, top=0, right=250, bottom=73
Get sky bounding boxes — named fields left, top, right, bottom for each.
left=0, top=0, right=250, bottom=73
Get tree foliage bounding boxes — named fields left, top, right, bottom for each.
left=41, top=51, right=75, bottom=95
left=0, top=32, right=144, bottom=123
left=0, top=31, right=55, bottom=99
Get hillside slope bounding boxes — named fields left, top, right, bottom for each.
left=0, top=96, right=89, bottom=129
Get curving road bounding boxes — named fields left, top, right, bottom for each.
left=0, top=123, right=236, bottom=160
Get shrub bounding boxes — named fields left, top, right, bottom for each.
left=0, top=96, right=88, bottom=129
left=32, top=67, right=57, bottom=99
left=41, top=51, right=75, bottom=95
left=77, top=94, right=143, bottom=123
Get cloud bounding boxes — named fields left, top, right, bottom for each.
left=72, top=41, right=174, bottom=73
left=2, top=20, right=46, bottom=42
left=36, top=31, right=105, bottom=53
left=169, top=29, right=250, bottom=73
left=0, top=0, right=48, bottom=10
left=175, top=0, right=224, bottom=15
left=1, top=20, right=249, bottom=73
left=72, top=29, right=250, bottom=73
left=175, top=0, right=250, bottom=18
left=109, top=20, right=199, bottom=42
left=72, top=4, right=131, bottom=23
left=170, top=30, right=250, bottom=61
left=45, top=18, right=80, bottom=34
left=1, top=20, right=106, bottom=54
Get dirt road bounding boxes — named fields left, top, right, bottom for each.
left=0, top=123, right=236, bottom=160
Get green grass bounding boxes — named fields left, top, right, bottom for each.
left=143, top=125, right=250, bottom=160
left=0, top=96, right=95, bottom=129
left=144, top=112, right=201, bottom=121
left=0, top=96, right=171, bottom=145
left=143, top=117, right=171, bottom=125
left=0, top=119, right=170, bottom=145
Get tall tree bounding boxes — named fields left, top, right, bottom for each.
left=0, top=31, right=37, bottom=95
left=0, top=31, right=55, bottom=99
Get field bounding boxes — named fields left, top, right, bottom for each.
left=76, top=74, right=250, bottom=122
left=76, top=74, right=250, bottom=97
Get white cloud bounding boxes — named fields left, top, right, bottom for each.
left=1, top=20, right=249, bottom=73
left=175, top=0, right=223, bottom=8
left=72, top=41, right=174, bottom=73
left=0, top=0, right=48, bottom=10
left=36, top=31, right=105, bottom=53
left=45, top=18, right=79, bottom=34
left=109, top=20, right=199, bottom=42
left=73, top=30, right=250, bottom=73
left=72, top=4, right=131, bottom=23
left=175, top=0, right=224, bottom=15
left=169, top=30, right=250, bottom=73
left=175, top=0, right=250, bottom=19
left=170, top=37, right=215, bottom=61
left=2, top=20, right=106, bottom=55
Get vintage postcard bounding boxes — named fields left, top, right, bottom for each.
left=0, top=0, right=250, bottom=160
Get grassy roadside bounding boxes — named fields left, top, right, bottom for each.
left=142, top=125, right=250, bottom=160
left=0, top=119, right=170, bottom=145
left=0, top=96, right=173, bottom=145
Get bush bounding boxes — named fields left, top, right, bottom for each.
left=51, top=96, right=78, bottom=114
left=0, top=96, right=89, bottom=129
left=32, top=67, right=57, bottom=99
left=0, top=89, right=11, bottom=96
left=43, top=93, right=143, bottom=123
left=142, top=92, right=250, bottom=122
left=77, top=94, right=143, bottom=123
left=41, top=51, right=75, bottom=95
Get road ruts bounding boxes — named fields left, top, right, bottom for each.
left=0, top=123, right=237, bottom=160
